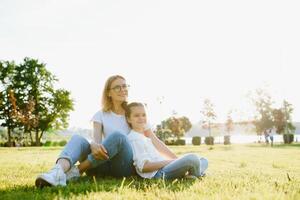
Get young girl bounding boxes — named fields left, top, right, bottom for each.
left=125, top=102, right=208, bottom=179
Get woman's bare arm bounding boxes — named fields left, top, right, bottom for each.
left=90, top=122, right=108, bottom=160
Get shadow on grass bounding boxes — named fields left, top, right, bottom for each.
left=0, top=176, right=198, bottom=200
left=246, top=143, right=300, bottom=149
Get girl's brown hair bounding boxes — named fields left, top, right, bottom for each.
left=124, top=102, right=145, bottom=128
left=102, top=75, right=127, bottom=112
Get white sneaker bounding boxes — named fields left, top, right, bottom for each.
left=66, top=165, right=81, bottom=182
left=35, top=164, right=66, bottom=188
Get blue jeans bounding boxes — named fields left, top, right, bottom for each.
left=57, top=132, right=135, bottom=177
left=153, top=153, right=208, bottom=179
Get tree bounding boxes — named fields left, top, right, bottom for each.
left=273, top=100, right=295, bottom=135
left=155, top=124, right=172, bottom=142
left=0, top=60, right=18, bottom=146
left=225, top=111, right=234, bottom=135
left=162, top=116, right=192, bottom=140
left=249, top=88, right=274, bottom=135
left=200, top=99, right=217, bottom=137
left=1, top=58, right=74, bottom=146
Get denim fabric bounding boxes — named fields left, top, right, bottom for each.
left=57, top=132, right=135, bottom=177
left=153, top=153, right=208, bottom=179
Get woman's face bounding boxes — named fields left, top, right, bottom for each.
left=127, top=106, right=147, bottom=130
left=109, top=78, right=128, bottom=102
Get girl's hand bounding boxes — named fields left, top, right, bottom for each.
left=90, top=142, right=109, bottom=160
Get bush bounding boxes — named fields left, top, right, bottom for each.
left=224, top=135, right=231, bottom=145
left=165, top=139, right=176, bottom=145
left=58, top=140, right=67, bottom=146
left=43, top=141, right=52, bottom=146
left=283, top=134, right=294, bottom=144
left=205, top=136, right=214, bottom=145
left=192, top=136, right=201, bottom=145
left=52, top=141, right=59, bottom=146
left=175, top=139, right=186, bottom=145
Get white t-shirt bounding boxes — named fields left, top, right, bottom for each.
left=91, top=110, right=131, bottom=138
left=128, top=130, right=165, bottom=179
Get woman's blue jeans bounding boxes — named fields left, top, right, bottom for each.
left=57, top=132, right=136, bottom=177
left=153, top=153, right=208, bottom=179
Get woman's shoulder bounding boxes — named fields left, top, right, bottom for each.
left=91, top=109, right=110, bottom=123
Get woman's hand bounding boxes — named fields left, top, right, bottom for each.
left=90, top=142, right=109, bottom=160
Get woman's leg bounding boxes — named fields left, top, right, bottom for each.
left=154, top=153, right=201, bottom=180
left=85, top=132, right=135, bottom=177
left=35, top=135, right=91, bottom=188
left=57, top=134, right=92, bottom=170
left=199, top=157, right=208, bottom=176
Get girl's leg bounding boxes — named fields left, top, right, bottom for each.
left=154, top=153, right=201, bottom=180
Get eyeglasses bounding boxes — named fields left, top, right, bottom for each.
left=110, top=84, right=130, bottom=92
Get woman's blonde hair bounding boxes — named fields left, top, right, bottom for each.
left=102, top=75, right=127, bottom=112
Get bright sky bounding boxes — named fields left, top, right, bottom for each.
left=1, top=0, right=300, bottom=129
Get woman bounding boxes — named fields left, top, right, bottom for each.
left=126, top=102, right=208, bottom=179
left=35, top=75, right=177, bottom=188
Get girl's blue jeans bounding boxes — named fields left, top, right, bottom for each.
left=153, top=153, right=208, bottom=179
left=57, top=132, right=136, bottom=177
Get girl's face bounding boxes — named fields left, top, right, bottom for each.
left=127, top=106, right=147, bottom=131
left=108, top=78, right=128, bottom=102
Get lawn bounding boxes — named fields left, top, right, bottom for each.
left=0, top=144, right=300, bottom=200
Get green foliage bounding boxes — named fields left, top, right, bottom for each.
left=224, top=135, right=231, bottom=145
left=43, top=141, right=52, bottom=146
left=175, top=139, right=186, bottom=145
left=283, top=134, right=294, bottom=144
left=0, top=60, right=18, bottom=145
left=192, top=136, right=201, bottom=145
left=58, top=140, right=67, bottom=146
left=0, top=58, right=74, bottom=146
left=273, top=100, right=295, bottom=135
left=161, top=116, right=192, bottom=140
left=205, top=136, right=214, bottom=145
left=249, top=88, right=275, bottom=135
left=155, top=125, right=172, bottom=142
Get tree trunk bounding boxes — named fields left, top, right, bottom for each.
left=35, top=128, right=40, bottom=146
left=29, top=131, right=33, bottom=144
left=38, top=130, right=44, bottom=145
left=7, top=127, right=12, bottom=147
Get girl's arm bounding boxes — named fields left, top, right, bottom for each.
left=144, top=129, right=177, bottom=159
left=142, top=160, right=174, bottom=172
left=90, top=122, right=109, bottom=160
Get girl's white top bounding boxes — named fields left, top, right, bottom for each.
left=127, top=130, right=165, bottom=179
left=91, top=110, right=131, bottom=138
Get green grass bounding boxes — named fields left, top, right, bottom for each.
left=1, top=144, right=300, bottom=200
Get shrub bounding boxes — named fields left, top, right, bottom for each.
left=52, top=141, right=59, bottom=146
left=59, top=140, right=67, bottom=146
left=224, top=135, right=231, bottom=145
left=165, top=139, right=175, bottom=145
left=43, top=141, right=52, bottom=146
left=205, top=136, right=214, bottom=145
left=175, top=139, right=186, bottom=145
left=283, top=134, right=294, bottom=144
left=192, top=136, right=201, bottom=145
